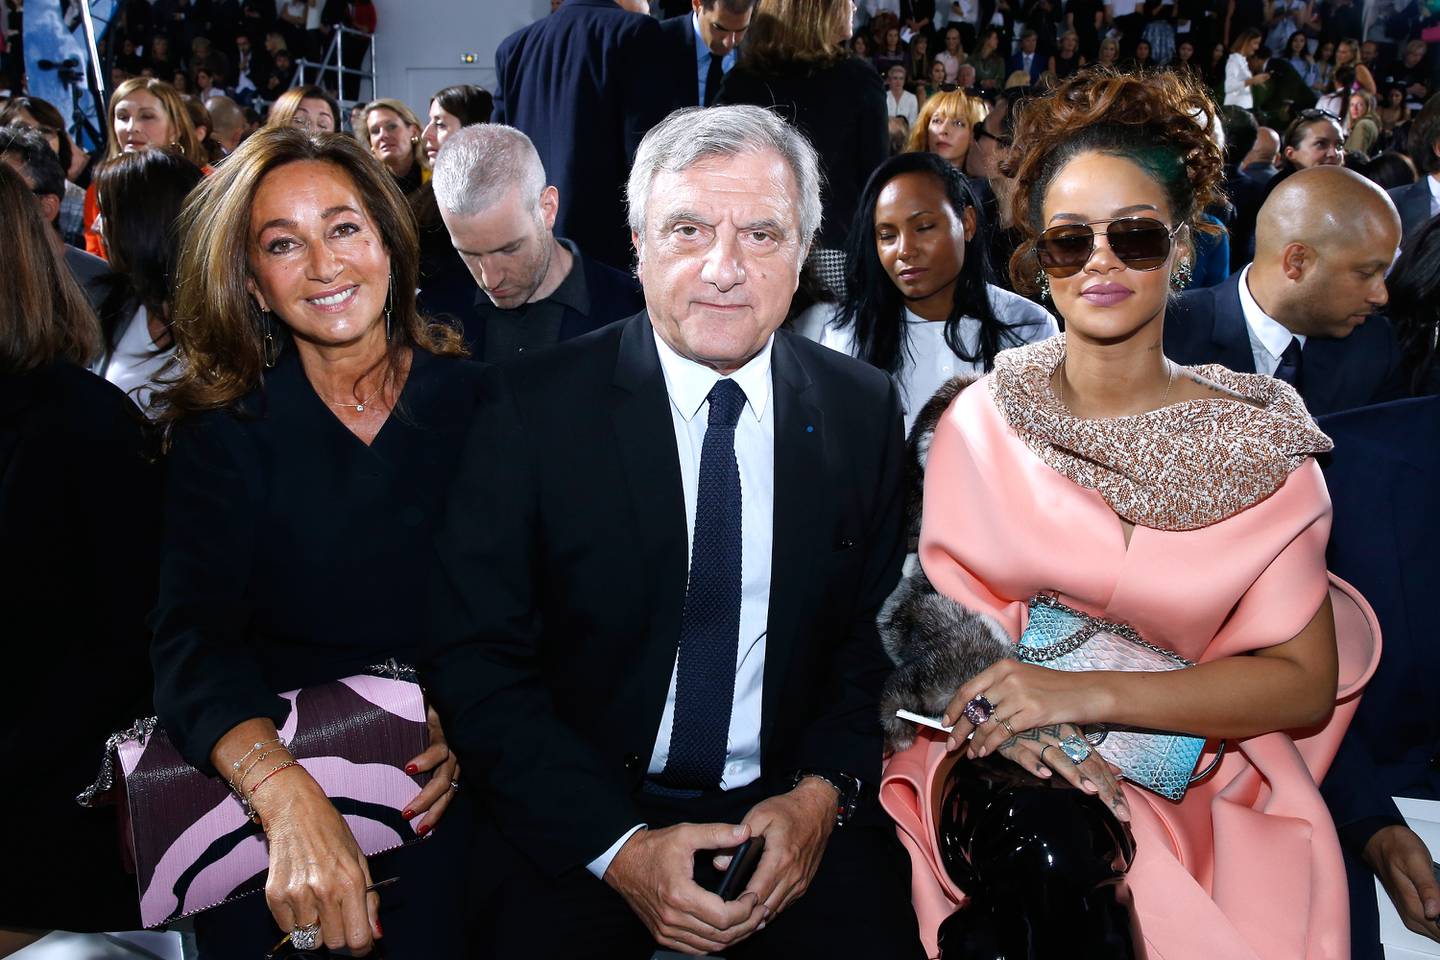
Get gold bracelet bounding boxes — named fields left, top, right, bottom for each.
left=236, top=747, right=291, bottom=795
left=248, top=759, right=301, bottom=803
left=229, top=737, right=284, bottom=780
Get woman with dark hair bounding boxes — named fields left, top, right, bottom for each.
left=1128, top=37, right=1156, bottom=69
left=971, top=27, right=1007, bottom=90
left=875, top=25, right=910, bottom=75
left=1268, top=107, right=1345, bottom=192
left=0, top=162, right=157, bottom=944
left=267, top=84, right=343, bottom=133
left=716, top=0, right=887, bottom=293
left=885, top=68, right=1369, bottom=958
left=151, top=126, right=486, bottom=958
left=91, top=148, right=203, bottom=415
left=1284, top=30, right=1318, bottom=88
left=1312, top=38, right=1336, bottom=92
left=1388, top=215, right=1440, bottom=396
left=796, top=151, right=1055, bottom=431
left=413, top=83, right=494, bottom=319
left=420, top=84, right=493, bottom=165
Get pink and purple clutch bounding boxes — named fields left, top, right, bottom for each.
left=78, top=667, right=431, bottom=929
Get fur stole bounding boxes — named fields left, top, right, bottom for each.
left=879, top=374, right=1013, bottom=751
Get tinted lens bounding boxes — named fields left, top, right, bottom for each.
left=1106, top=218, right=1172, bottom=270
left=1037, top=224, right=1094, bottom=276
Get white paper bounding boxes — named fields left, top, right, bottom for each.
left=1379, top=796, right=1440, bottom=958
left=896, top=708, right=954, bottom=733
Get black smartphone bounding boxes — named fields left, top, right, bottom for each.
left=714, top=836, right=766, bottom=901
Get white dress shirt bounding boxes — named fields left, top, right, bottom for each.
left=793, top=285, right=1058, bottom=432
left=1429, top=172, right=1440, bottom=218
left=586, top=330, right=776, bottom=878
left=1238, top=265, right=1306, bottom=376
left=887, top=89, right=919, bottom=124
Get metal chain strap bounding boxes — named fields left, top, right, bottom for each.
left=1020, top=593, right=1195, bottom=668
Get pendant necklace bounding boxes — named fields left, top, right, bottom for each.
left=323, top=379, right=385, bottom=413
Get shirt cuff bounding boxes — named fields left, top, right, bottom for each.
left=586, top=823, right=648, bottom=879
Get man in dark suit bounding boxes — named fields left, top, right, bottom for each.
left=659, top=0, right=757, bottom=108
left=429, top=123, right=644, bottom=361
left=1388, top=94, right=1439, bottom=243
left=423, top=105, right=923, bottom=959
left=1007, top=29, right=1045, bottom=84
left=1220, top=106, right=1270, bottom=271
left=1166, top=165, right=1403, bottom=416
left=493, top=0, right=676, bottom=272
left=1319, top=396, right=1440, bottom=960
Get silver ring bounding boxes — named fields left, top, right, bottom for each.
left=290, top=922, right=322, bottom=951
left=450, top=778, right=460, bottom=793
left=1059, top=735, right=1092, bottom=764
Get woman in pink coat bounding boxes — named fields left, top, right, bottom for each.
left=882, top=69, right=1379, bottom=960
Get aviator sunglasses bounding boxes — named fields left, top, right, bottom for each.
left=1035, top=217, right=1182, bottom=278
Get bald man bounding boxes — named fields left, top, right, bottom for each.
left=1165, top=165, right=1403, bottom=416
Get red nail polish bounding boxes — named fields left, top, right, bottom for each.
left=375, top=920, right=384, bottom=937
left=404, top=763, right=419, bottom=775
left=402, top=809, right=414, bottom=820
left=418, top=822, right=431, bottom=836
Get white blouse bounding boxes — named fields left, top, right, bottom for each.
left=1224, top=52, right=1255, bottom=108
left=793, top=284, right=1059, bottom=434
left=97, top=305, right=176, bottom=417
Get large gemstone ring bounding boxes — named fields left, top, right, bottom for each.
left=962, top=695, right=994, bottom=726
left=1059, top=735, right=1092, bottom=764
left=290, top=923, right=322, bottom=951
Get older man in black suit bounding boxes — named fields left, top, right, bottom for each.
left=423, top=105, right=923, bottom=960
left=493, top=0, right=675, bottom=271
left=1166, top=166, right=1403, bottom=416
left=1388, top=94, right=1439, bottom=243
left=659, top=0, right=757, bottom=108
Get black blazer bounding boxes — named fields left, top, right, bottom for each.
left=717, top=56, right=888, bottom=250
left=1388, top=178, right=1434, bottom=243
left=0, top=363, right=157, bottom=929
left=493, top=0, right=675, bottom=271
left=422, top=313, right=906, bottom=878
left=1164, top=270, right=1401, bottom=416
left=151, top=347, right=497, bottom=774
left=658, top=11, right=700, bottom=108
left=1318, top=396, right=1440, bottom=960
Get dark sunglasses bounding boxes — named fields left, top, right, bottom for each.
left=1295, top=107, right=1341, bottom=123
left=1036, top=217, right=1181, bottom=278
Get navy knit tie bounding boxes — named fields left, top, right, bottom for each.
left=1275, top=336, right=1304, bottom=390
left=660, top=378, right=746, bottom=790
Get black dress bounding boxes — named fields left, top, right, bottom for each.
left=151, top=345, right=499, bottom=957
left=717, top=56, right=888, bottom=251
left=0, top=362, right=158, bottom=930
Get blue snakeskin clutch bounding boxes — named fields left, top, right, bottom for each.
left=1016, top=594, right=1222, bottom=801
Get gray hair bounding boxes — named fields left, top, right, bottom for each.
left=431, top=123, right=547, bottom=217
left=626, top=105, right=823, bottom=253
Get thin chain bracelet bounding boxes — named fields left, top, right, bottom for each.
left=236, top=747, right=291, bottom=796
left=229, top=738, right=284, bottom=780
left=248, top=759, right=302, bottom=805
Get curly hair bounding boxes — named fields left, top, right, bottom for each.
left=1003, top=68, right=1226, bottom=295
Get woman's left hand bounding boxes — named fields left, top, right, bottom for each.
left=402, top=706, right=459, bottom=834
left=941, top=659, right=1109, bottom=758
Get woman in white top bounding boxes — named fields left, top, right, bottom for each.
left=885, top=65, right=920, bottom=126
left=794, top=152, right=1057, bottom=432
left=93, top=148, right=203, bottom=416
left=1224, top=28, right=1269, bottom=109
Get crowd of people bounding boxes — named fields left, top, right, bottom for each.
left=3, top=0, right=1440, bottom=958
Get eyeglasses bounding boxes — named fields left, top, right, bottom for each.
left=972, top=124, right=1012, bottom=148
left=1035, top=217, right=1181, bottom=278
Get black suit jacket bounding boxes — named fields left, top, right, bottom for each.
left=493, top=0, right=675, bottom=271
left=1164, top=270, right=1401, bottom=416
left=422, top=313, right=906, bottom=878
left=658, top=11, right=700, bottom=108
left=1318, top=396, right=1440, bottom=960
left=1388, top=178, right=1435, bottom=243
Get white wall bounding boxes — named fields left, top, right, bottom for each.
left=370, top=0, right=549, bottom=118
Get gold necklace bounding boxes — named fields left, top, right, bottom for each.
left=322, top=377, right=386, bottom=413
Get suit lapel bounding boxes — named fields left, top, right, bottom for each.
left=1211, top=273, right=1259, bottom=374
left=610, top=315, right=691, bottom=744
left=761, top=333, right=827, bottom=759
